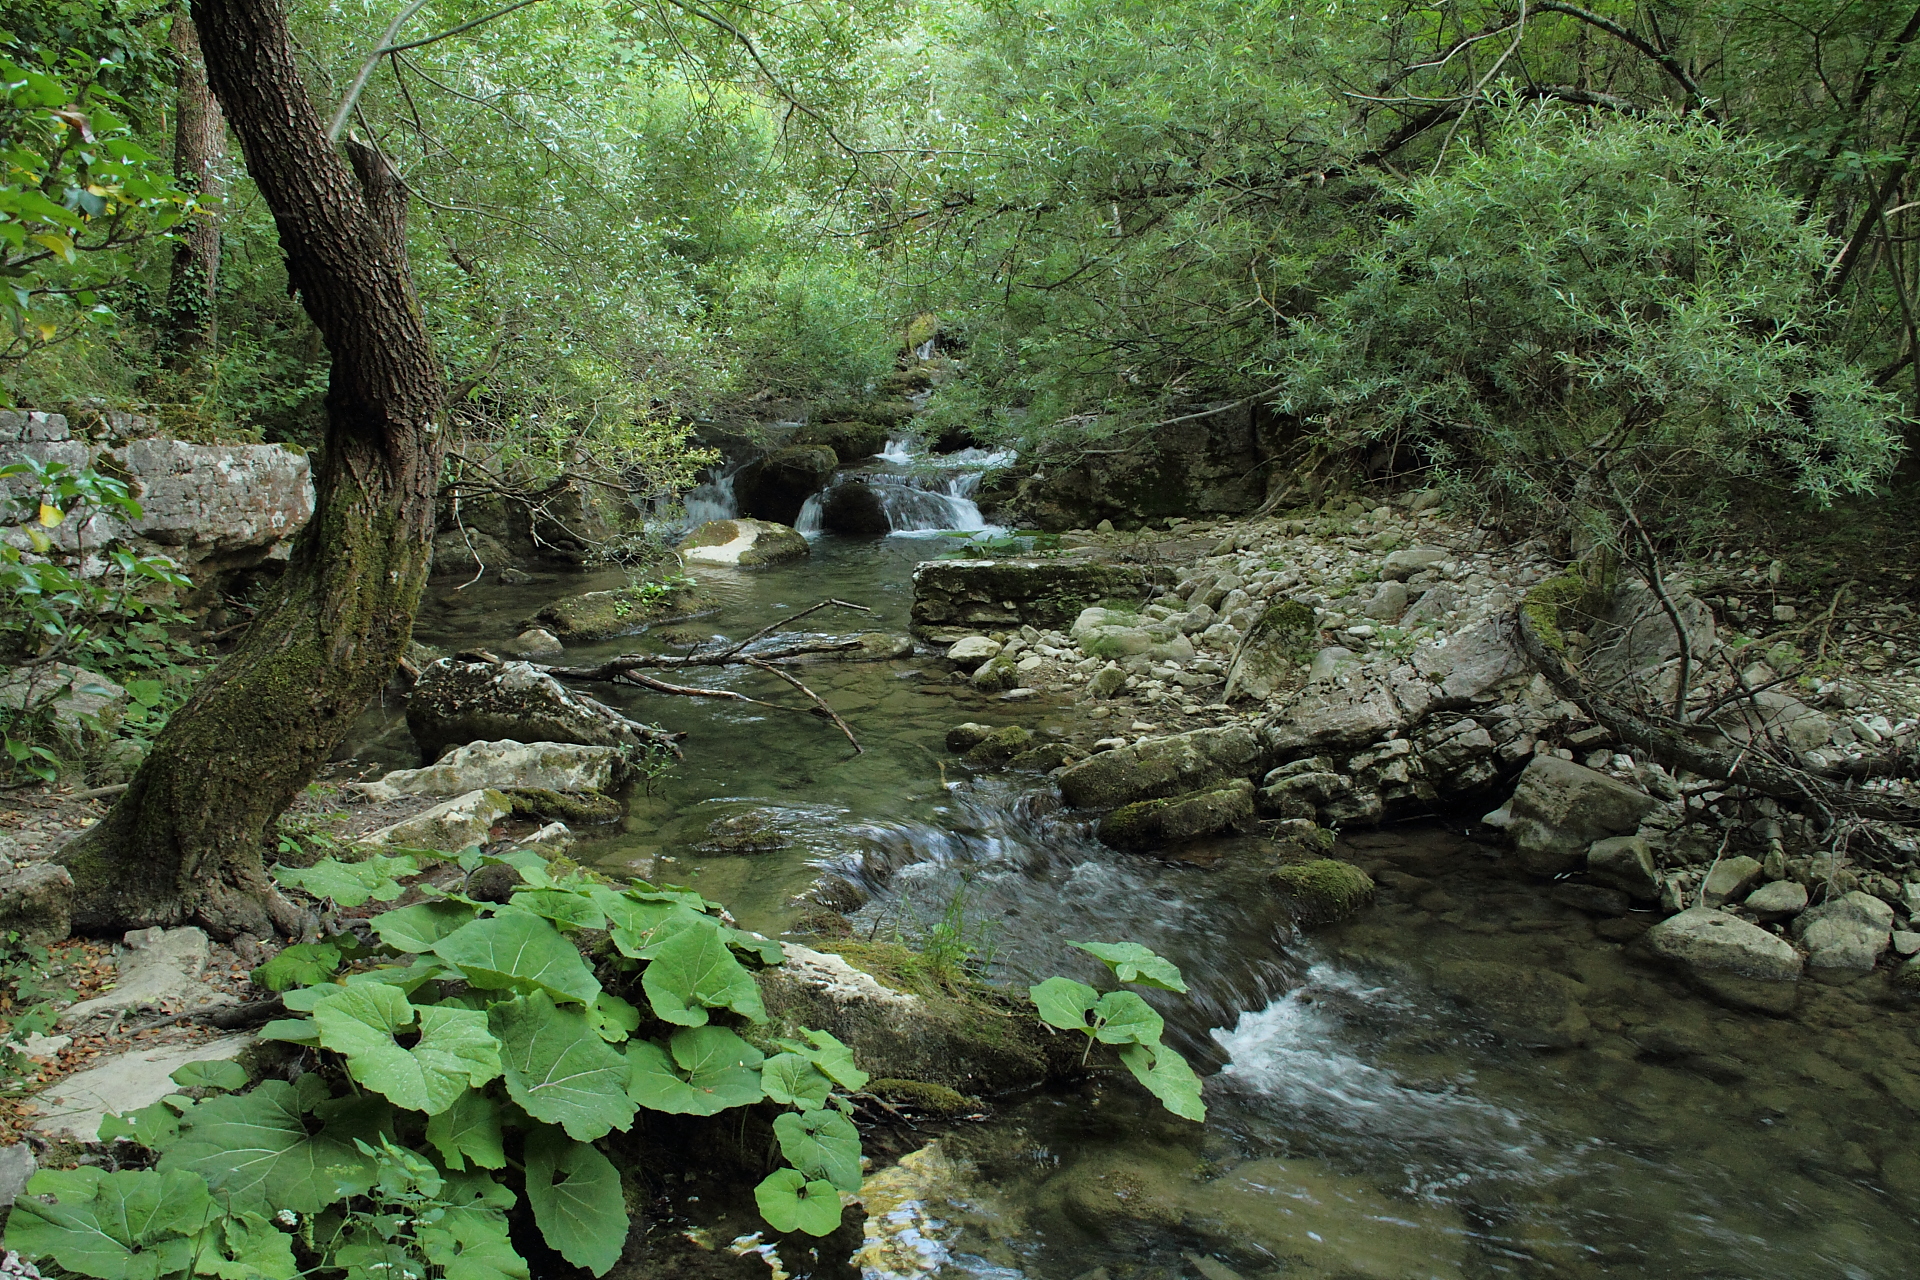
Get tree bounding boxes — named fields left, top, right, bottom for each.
left=159, top=3, right=223, bottom=367
left=57, top=0, right=445, bottom=939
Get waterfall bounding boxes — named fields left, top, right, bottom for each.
left=681, top=462, right=740, bottom=526
left=801, top=436, right=1011, bottom=537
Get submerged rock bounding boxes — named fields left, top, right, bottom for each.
left=1268, top=858, right=1375, bottom=924
left=1057, top=725, right=1261, bottom=809
left=1097, top=778, right=1256, bottom=850
left=407, top=659, right=675, bottom=759
left=1430, top=959, right=1590, bottom=1048
left=350, top=739, right=623, bottom=801
left=698, top=809, right=790, bottom=854
left=675, top=518, right=809, bottom=567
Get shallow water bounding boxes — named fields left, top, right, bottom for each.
left=352, top=526, right=1920, bottom=1280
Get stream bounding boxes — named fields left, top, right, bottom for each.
left=349, top=442, right=1920, bottom=1280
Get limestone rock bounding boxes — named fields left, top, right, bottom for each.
left=1223, top=600, right=1316, bottom=703
left=531, top=580, right=710, bottom=640
left=60, top=927, right=223, bottom=1027
left=1305, top=646, right=1357, bottom=683
left=0, top=664, right=126, bottom=745
left=963, top=725, right=1035, bottom=765
left=32, top=1035, right=253, bottom=1143
left=1362, top=581, right=1409, bottom=621
left=358, top=788, right=512, bottom=853
left=1501, top=755, right=1657, bottom=876
left=1645, top=907, right=1803, bottom=982
left=675, top=518, right=809, bottom=567
left=0, top=862, right=73, bottom=945
left=1586, top=835, right=1658, bottom=900
left=430, top=528, right=514, bottom=578
left=408, top=659, right=672, bottom=759
left=511, top=628, right=565, bottom=657
left=1381, top=547, right=1447, bottom=580
left=1057, top=726, right=1261, bottom=809
left=1744, top=879, right=1809, bottom=920
left=1411, top=620, right=1527, bottom=702
left=945, top=636, right=1002, bottom=670
left=1262, top=677, right=1409, bottom=756
left=352, top=739, right=622, bottom=801
left=1709, top=689, right=1831, bottom=756
left=970, top=654, right=1020, bottom=692
left=945, top=723, right=994, bottom=753
left=1792, top=890, right=1893, bottom=974
left=0, top=1142, right=34, bottom=1207
left=910, top=559, right=1171, bottom=642
left=1070, top=607, right=1196, bottom=663
left=733, top=446, right=838, bottom=525
left=1701, top=855, right=1765, bottom=908
left=1089, top=665, right=1127, bottom=698
left=1096, top=778, right=1255, bottom=850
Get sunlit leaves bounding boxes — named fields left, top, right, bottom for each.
left=490, top=991, right=636, bottom=1140
left=525, top=1127, right=626, bottom=1277
left=627, top=1026, right=766, bottom=1116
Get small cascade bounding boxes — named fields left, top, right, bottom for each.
left=802, top=435, right=1011, bottom=537
left=793, top=490, right=824, bottom=534
left=681, top=462, right=741, bottom=526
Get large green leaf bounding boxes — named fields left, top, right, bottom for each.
left=587, top=993, right=642, bottom=1043
left=273, top=854, right=418, bottom=908
left=171, top=1060, right=250, bottom=1092
left=753, top=1168, right=843, bottom=1238
left=1029, top=976, right=1100, bottom=1032
left=5, top=1167, right=216, bottom=1280
left=640, top=921, right=767, bottom=1026
left=372, top=900, right=479, bottom=952
left=525, top=1127, right=627, bottom=1277
left=312, top=984, right=502, bottom=1116
left=434, top=910, right=601, bottom=1005
left=491, top=991, right=636, bottom=1140
left=772, top=1109, right=862, bottom=1192
left=1118, top=1042, right=1207, bottom=1123
left=511, top=887, right=608, bottom=930
left=626, top=1026, right=765, bottom=1116
left=160, top=1081, right=387, bottom=1215
left=250, top=941, right=344, bottom=992
left=775, top=1028, right=868, bottom=1092
left=761, top=1053, right=832, bottom=1109
left=1091, top=990, right=1164, bottom=1046
left=431, top=1171, right=527, bottom=1280
left=1068, top=940, right=1189, bottom=992
left=426, top=1090, right=507, bottom=1172
left=195, top=1211, right=300, bottom=1280
left=601, top=895, right=706, bottom=960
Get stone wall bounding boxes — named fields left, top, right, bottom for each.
left=910, top=558, right=1174, bottom=642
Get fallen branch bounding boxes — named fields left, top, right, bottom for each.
left=540, top=635, right=867, bottom=680
left=743, top=657, right=861, bottom=754
left=709, top=598, right=872, bottom=661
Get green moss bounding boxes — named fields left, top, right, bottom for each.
left=502, top=787, right=622, bottom=825
left=867, top=1078, right=976, bottom=1116
left=963, top=725, right=1035, bottom=765
left=829, top=939, right=947, bottom=997
left=1268, top=858, right=1376, bottom=924
left=682, top=520, right=740, bottom=549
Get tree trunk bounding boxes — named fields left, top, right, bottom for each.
left=161, top=6, right=224, bottom=367
left=56, top=0, right=446, bottom=940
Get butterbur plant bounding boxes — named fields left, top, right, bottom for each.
left=5, top=847, right=871, bottom=1278
left=1030, top=941, right=1207, bottom=1122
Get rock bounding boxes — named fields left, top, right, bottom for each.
left=32, top=1035, right=253, bottom=1143
left=1096, top=779, right=1256, bottom=850
left=1585, top=579, right=1716, bottom=708
left=511, top=627, right=565, bottom=657
left=60, top=927, right=223, bottom=1027
left=1709, top=688, right=1831, bottom=756
left=963, top=725, right=1035, bottom=765
left=1701, top=855, right=1765, bottom=908
left=1057, top=726, right=1261, bottom=809
left=1069, top=607, right=1196, bottom=663
left=505, top=786, right=621, bottom=825
left=969, top=655, right=1020, bottom=692
left=1261, top=677, right=1409, bottom=756
left=1501, top=755, right=1657, bottom=876
left=1305, top=646, right=1357, bottom=683
left=0, top=1142, right=35, bottom=1208
left=1009, top=743, right=1071, bottom=772
left=1744, top=879, right=1809, bottom=920
left=90, top=736, right=148, bottom=786
left=910, top=559, right=1171, bottom=642
left=0, top=409, right=70, bottom=443
left=1550, top=883, right=1631, bottom=916
left=430, top=528, right=514, bottom=578
left=675, top=518, right=810, bottom=567
left=817, top=478, right=893, bottom=535
left=352, top=739, right=622, bottom=801
left=945, top=636, right=1002, bottom=670
left=1268, top=859, right=1374, bottom=924
left=1223, top=600, right=1316, bottom=703
left=1430, top=960, right=1590, bottom=1047
left=1645, top=907, right=1804, bottom=982
left=0, top=863, right=73, bottom=946
left=531, top=579, right=710, bottom=641
left=758, top=943, right=1066, bottom=1092
left=1586, top=835, right=1659, bottom=900
left=1893, top=930, right=1920, bottom=957
left=1792, top=890, right=1893, bottom=975
left=513, top=821, right=575, bottom=859
left=0, top=663, right=127, bottom=745
left=1089, top=665, right=1127, bottom=698
left=358, top=788, right=513, bottom=853
left=792, top=419, right=890, bottom=465
left=407, top=659, right=673, bottom=759
left=1362, top=581, right=1410, bottom=621
left=699, top=811, right=789, bottom=854
left=945, top=723, right=994, bottom=753
left=734, top=445, right=839, bottom=525
left=1411, top=620, right=1528, bottom=702
left=1381, top=548, right=1447, bottom=580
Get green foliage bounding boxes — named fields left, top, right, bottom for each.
left=1030, top=941, right=1205, bottom=1122
left=0, top=928, right=57, bottom=1086
left=10, top=854, right=875, bottom=1276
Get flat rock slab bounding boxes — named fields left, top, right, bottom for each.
left=1645, top=907, right=1803, bottom=983
left=32, top=1035, right=251, bottom=1143
left=59, top=927, right=228, bottom=1027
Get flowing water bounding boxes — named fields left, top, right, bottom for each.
left=349, top=453, right=1920, bottom=1280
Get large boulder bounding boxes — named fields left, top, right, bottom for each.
left=0, top=863, right=73, bottom=945
left=1057, top=726, right=1261, bottom=809
left=818, top=478, right=893, bottom=535
left=675, top=518, right=809, bottom=567
left=1645, top=907, right=1803, bottom=982
left=1096, top=779, right=1255, bottom=850
left=1223, top=600, right=1316, bottom=703
left=1069, top=606, right=1196, bottom=663
left=352, top=739, right=623, bottom=801
left=1494, top=754, right=1657, bottom=876
left=734, top=446, right=838, bottom=525
left=358, top=788, right=514, bottom=853
left=911, top=559, right=1173, bottom=642
left=1410, top=620, right=1528, bottom=703
left=793, top=419, right=890, bottom=464
left=1792, top=891, right=1893, bottom=975
left=530, top=579, right=711, bottom=640
left=407, top=659, right=672, bottom=760
left=1268, top=858, right=1375, bottom=924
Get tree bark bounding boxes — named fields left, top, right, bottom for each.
left=161, top=6, right=225, bottom=367
left=57, top=0, right=447, bottom=939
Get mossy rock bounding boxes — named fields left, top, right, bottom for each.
left=794, top=419, right=891, bottom=464
left=699, top=809, right=789, bottom=854
left=531, top=581, right=711, bottom=641
left=1269, top=858, right=1375, bottom=924
left=945, top=722, right=994, bottom=753
left=816, top=398, right=916, bottom=428
left=502, top=787, right=623, bottom=825
left=1096, top=778, right=1256, bottom=851
left=867, top=1077, right=977, bottom=1116
left=970, top=655, right=1020, bottom=692
left=963, top=725, right=1034, bottom=765
left=1008, top=742, right=1072, bottom=772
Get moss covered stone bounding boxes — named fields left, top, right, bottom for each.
left=1269, top=858, right=1376, bottom=924
left=945, top=722, right=995, bottom=753
left=963, top=725, right=1034, bottom=765
left=867, top=1078, right=977, bottom=1116
left=794, top=419, right=891, bottom=464
left=970, top=655, right=1020, bottom=692
left=501, top=787, right=622, bottom=825
left=531, top=580, right=711, bottom=641
left=1097, top=778, right=1256, bottom=851
left=910, top=559, right=1174, bottom=642
left=675, top=518, right=810, bottom=567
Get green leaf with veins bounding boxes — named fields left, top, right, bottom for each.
left=373, top=900, right=479, bottom=952
left=626, top=1026, right=765, bottom=1116
left=511, top=887, right=608, bottom=930
left=753, top=1168, right=843, bottom=1237
left=426, top=1089, right=507, bottom=1172
left=1118, top=1042, right=1207, bottom=1122
left=159, top=1081, right=388, bottom=1214
left=1068, top=940, right=1189, bottom=992
left=431, top=1171, right=526, bottom=1280
left=525, top=1126, right=627, bottom=1276
left=772, top=1108, right=863, bottom=1192
left=312, top=984, right=502, bottom=1115
left=433, top=909, right=601, bottom=1005
left=4, top=1166, right=217, bottom=1280
left=273, top=854, right=418, bottom=907
left=641, top=920, right=767, bottom=1026
left=490, top=991, right=636, bottom=1140
left=587, top=992, right=642, bottom=1043
left=1029, top=976, right=1100, bottom=1032
left=195, top=1210, right=300, bottom=1280
left=1090, top=990, right=1164, bottom=1046
left=249, top=941, right=342, bottom=991
left=171, top=1059, right=250, bottom=1092
left=98, top=1096, right=186, bottom=1148
left=725, top=927, right=786, bottom=965
left=602, top=896, right=706, bottom=960
left=775, top=1028, right=868, bottom=1092
left=761, top=1053, right=833, bottom=1108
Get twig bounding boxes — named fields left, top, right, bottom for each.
left=1817, top=581, right=1855, bottom=662
left=711, top=598, right=872, bottom=662
left=64, top=783, right=129, bottom=801
left=744, top=658, right=861, bottom=754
